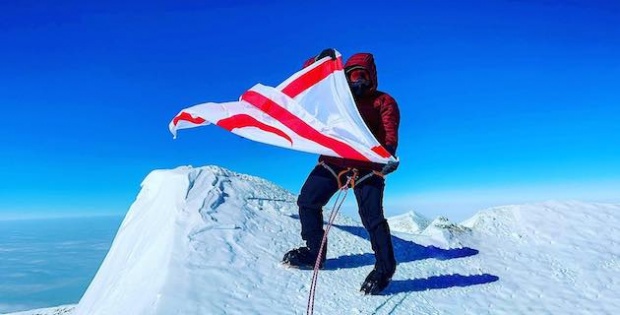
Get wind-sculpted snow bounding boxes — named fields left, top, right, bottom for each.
left=72, top=166, right=301, bottom=315
left=459, top=200, right=620, bottom=314
left=387, top=211, right=431, bottom=234
left=11, top=167, right=620, bottom=315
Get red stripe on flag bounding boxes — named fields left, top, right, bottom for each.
left=217, top=114, right=293, bottom=145
left=371, top=146, right=392, bottom=159
left=281, top=57, right=343, bottom=98
left=173, top=112, right=206, bottom=126
left=241, top=90, right=369, bottom=162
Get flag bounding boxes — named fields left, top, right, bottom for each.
left=169, top=51, right=395, bottom=164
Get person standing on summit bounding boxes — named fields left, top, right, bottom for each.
left=282, top=49, right=401, bottom=295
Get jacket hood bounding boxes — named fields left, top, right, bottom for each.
left=344, top=53, right=378, bottom=93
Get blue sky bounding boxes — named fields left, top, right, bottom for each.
left=1, top=0, right=618, bottom=221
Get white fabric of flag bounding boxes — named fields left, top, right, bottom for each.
left=169, top=50, right=395, bottom=164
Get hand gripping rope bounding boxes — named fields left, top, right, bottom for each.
left=306, top=162, right=384, bottom=315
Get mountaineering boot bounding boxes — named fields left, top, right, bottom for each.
left=282, top=246, right=326, bottom=269
left=360, top=268, right=393, bottom=295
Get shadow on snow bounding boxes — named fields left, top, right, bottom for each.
left=384, top=273, right=499, bottom=295
left=324, top=223, right=480, bottom=270
left=288, top=215, right=499, bottom=293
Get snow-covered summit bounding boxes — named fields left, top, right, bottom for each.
left=73, top=165, right=301, bottom=315
left=387, top=210, right=431, bottom=234
left=10, top=167, right=620, bottom=315
left=417, top=216, right=473, bottom=248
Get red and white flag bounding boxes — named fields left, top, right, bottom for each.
left=169, top=50, right=395, bottom=164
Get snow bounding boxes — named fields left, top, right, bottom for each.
left=5, top=305, right=74, bottom=315
left=387, top=211, right=431, bottom=234
left=6, top=166, right=620, bottom=314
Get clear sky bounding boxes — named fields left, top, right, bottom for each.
left=1, top=0, right=619, bottom=221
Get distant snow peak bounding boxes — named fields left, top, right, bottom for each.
left=388, top=210, right=431, bottom=234
left=387, top=211, right=473, bottom=248
left=460, top=205, right=520, bottom=234
left=427, top=216, right=472, bottom=234
left=420, top=216, right=473, bottom=248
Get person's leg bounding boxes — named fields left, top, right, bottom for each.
left=297, top=164, right=340, bottom=252
left=355, top=175, right=396, bottom=281
left=283, top=164, right=340, bottom=268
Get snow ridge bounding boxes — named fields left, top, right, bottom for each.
left=73, top=166, right=300, bottom=315
left=9, top=167, right=620, bottom=315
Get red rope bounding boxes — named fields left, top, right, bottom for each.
left=306, top=173, right=356, bottom=315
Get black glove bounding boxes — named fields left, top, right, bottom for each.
left=315, top=48, right=337, bottom=61
left=381, top=160, right=399, bottom=175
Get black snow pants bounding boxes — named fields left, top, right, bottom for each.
left=297, top=163, right=396, bottom=275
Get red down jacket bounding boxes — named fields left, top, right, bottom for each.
left=306, top=52, right=400, bottom=171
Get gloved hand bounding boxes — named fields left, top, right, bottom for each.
left=381, top=160, right=399, bottom=175
left=315, top=48, right=337, bottom=61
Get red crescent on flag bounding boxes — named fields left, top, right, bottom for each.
left=173, top=112, right=206, bottom=126
left=217, top=114, right=293, bottom=145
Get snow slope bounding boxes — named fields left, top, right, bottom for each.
left=7, top=166, right=620, bottom=314
left=7, top=305, right=74, bottom=315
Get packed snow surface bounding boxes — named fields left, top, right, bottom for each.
left=7, top=166, right=620, bottom=314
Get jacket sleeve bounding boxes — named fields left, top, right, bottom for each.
left=378, top=94, right=400, bottom=155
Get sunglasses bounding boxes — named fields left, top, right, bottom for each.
left=347, top=69, right=370, bottom=83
